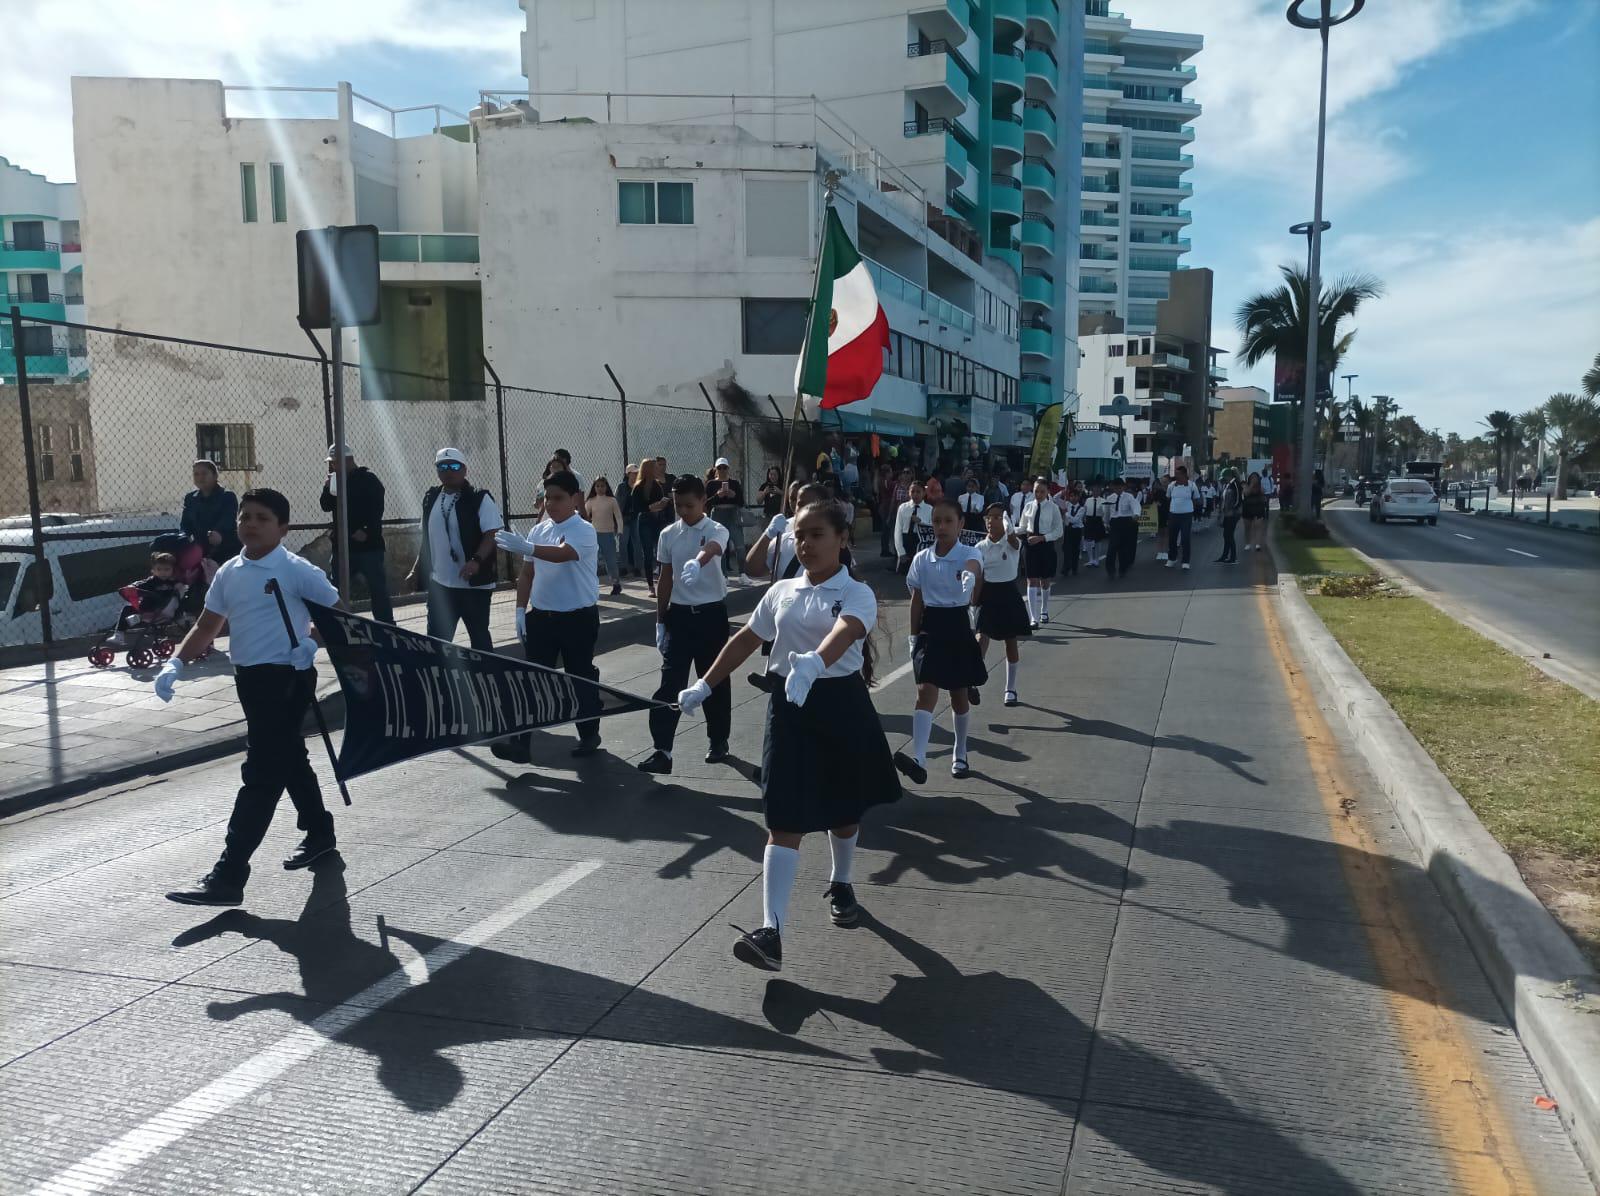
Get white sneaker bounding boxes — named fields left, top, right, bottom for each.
left=1164, top=561, right=1174, bottom=569
left=1182, top=563, right=1190, bottom=571
left=1156, top=553, right=1167, bottom=562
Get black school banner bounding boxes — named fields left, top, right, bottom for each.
left=915, top=528, right=986, bottom=549
left=307, top=602, right=660, bottom=780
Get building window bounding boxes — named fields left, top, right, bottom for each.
left=59, top=220, right=81, bottom=251
left=15, top=273, right=50, bottom=302
left=196, top=423, right=257, bottom=471
left=1113, top=377, right=1124, bottom=395
left=240, top=163, right=258, bottom=223
left=20, top=326, right=54, bottom=357
left=269, top=163, right=287, bottom=223
left=67, top=327, right=87, bottom=356
left=38, top=426, right=54, bottom=482
left=67, top=422, right=82, bottom=452
left=70, top=454, right=84, bottom=482
left=1109, top=343, right=1124, bottom=357
left=9, top=220, right=45, bottom=251
left=619, top=180, right=695, bottom=225
left=740, top=299, right=808, bottom=354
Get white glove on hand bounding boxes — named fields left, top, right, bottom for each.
left=153, top=658, right=186, bottom=703
left=495, top=528, right=536, bottom=558
left=515, top=608, right=527, bottom=640
left=679, top=557, right=702, bottom=586
left=290, top=639, right=319, bottom=671
left=764, top=513, right=788, bottom=541
left=655, top=623, right=670, bottom=657
left=784, top=651, right=826, bottom=708
left=677, top=678, right=712, bottom=716
left=959, top=569, right=977, bottom=599
left=907, top=634, right=919, bottom=659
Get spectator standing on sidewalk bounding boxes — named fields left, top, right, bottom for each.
left=1241, top=472, right=1268, bottom=552
left=318, top=443, right=392, bottom=623
left=180, top=460, right=240, bottom=583
left=707, top=457, right=747, bottom=580
left=587, top=476, right=624, bottom=595
left=619, top=463, right=640, bottom=577
left=1216, top=469, right=1243, bottom=563
left=759, top=466, right=786, bottom=521
left=1165, top=465, right=1200, bottom=571
left=405, top=447, right=502, bottom=650
left=632, top=459, right=669, bottom=598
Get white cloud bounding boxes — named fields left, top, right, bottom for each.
left=0, top=0, right=522, bottom=182
left=1118, top=0, right=1537, bottom=200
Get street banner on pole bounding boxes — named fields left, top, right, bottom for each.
left=1027, top=403, right=1063, bottom=479
left=307, top=603, right=662, bottom=780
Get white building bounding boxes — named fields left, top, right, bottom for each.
left=1, top=156, right=85, bottom=381
left=515, top=0, right=1084, bottom=418
left=1079, top=1, right=1201, bottom=334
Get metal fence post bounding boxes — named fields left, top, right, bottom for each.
left=300, top=325, right=334, bottom=448
left=698, top=382, right=718, bottom=463
left=1546, top=491, right=1551, bottom=525
left=8, top=307, right=53, bottom=646
left=482, top=354, right=508, bottom=507
left=604, top=364, right=628, bottom=473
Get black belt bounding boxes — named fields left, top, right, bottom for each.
left=671, top=600, right=727, bottom=614
left=528, top=605, right=596, bottom=618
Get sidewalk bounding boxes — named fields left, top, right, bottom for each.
left=0, top=574, right=762, bottom=813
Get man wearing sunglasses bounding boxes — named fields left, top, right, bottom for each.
left=405, top=447, right=503, bottom=650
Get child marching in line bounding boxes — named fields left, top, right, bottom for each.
left=892, top=479, right=934, bottom=575
left=678, top=501, right=900, bottom=972
left=640, top=476, right=733, bottom=774
left=897, top=498, right=986, bottom=783
left=1059, top=485, right=1085, bottom=578
left=1083, top=481, right=1107, bottom=569
left=974, top=502, right=1030, bottom=708
left=1018, top=476, right=1064, bottom=629
left=744, top=482, right=851, bottom=582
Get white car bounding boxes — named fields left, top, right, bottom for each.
left=1369, top=479, right=1440, bottom=525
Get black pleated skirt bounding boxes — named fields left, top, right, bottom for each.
left=913, top=605, right=989, bottom=690
left=976, top=578, right=1032, bottom=639
left=1024, top=540, right=1058, bottom=579
left=761, top=673, right=902, bottom=833
left=1084, top=515, right=1106, bottom=540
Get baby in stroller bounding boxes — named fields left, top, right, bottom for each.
left=111, top=552, right=186, bottom=643
left=88, top=541, right=208, bottom=669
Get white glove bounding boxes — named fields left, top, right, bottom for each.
left=679, top=557, right=702, bottom=586
left=907, top=634, right=919, bottom=659
left=655, top=623, right=670, bottom=657
left=764, top=513, right=788, bottom=541
left=515, top=607, right=527, bottom=639
left=784, top=651, right=826, bottom=708
left=153, top=658, right=186, bottom=703
left=677, top=678, right=712, bottom=716
left=495, top=528, right=536, bottom=558
left=289, top=639, right=319, bottom=671
left=959, top=569, right=977, bottom=599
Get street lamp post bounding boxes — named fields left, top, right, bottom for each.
left=1286, top=0, right=1364, bottom=522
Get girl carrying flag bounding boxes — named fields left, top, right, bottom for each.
left=974, top=502, right=1030, bottom=708
left=679, top=501, right=899, bottom=972
left=897, top=498, right=986, bottom=783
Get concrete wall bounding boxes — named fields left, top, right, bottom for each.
left=0, top=382, right=97, bottom=518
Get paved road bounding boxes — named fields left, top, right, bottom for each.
left=1324, top=499, right=1600, bottom=696
left=1, top=545, right=1591, bottom=1194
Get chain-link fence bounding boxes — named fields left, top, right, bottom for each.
left=1, top=312, right=798, bottom=649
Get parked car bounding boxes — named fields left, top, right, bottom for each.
left=1369, top=479, right=1440, bottom=525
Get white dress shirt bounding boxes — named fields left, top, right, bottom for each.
left=1110, top=491, right=1141, bottom=519
left=748, top=567, right=877, bottom=678
left=907, top=541, right=983, bottom=608
left=1060, top=499, right=1085, bottom=529
left=894, top=500, right=935, bottom=549
left=1017, top=497, right=1064, bottom=542
left=1008, top=490, right=1028, bottom=524
left=204, top=545, right=340, bottom=667
left=658, top=515, right=730, bottom=604
left=521, top=512, right=598, bottom=612
left=977, top=533, right=1021, bottom=583
left=428, top=490, right=504, bottom=590
left=957, top=491, right=987, bottom=517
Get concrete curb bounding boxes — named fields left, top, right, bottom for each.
left=0, top=583, right=771, bottom=820
left=1271, top=563, right=1600, bottom=1179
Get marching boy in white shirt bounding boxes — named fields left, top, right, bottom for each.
left=893, top=480, right=935, bottom=574
left=641, top=476, right=733, bottom=774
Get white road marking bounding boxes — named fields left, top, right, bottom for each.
left=878, top=658, right=916, bottom=687
left=30, top=858, right=605, bottom=1196
left=1453, top=533, right=1474, bottom=541
left=1506, top=548, right=1538, bottom=559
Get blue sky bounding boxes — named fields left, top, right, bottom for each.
left=6, top=0, right=1597, bottom=436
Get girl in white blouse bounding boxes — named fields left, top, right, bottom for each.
left=974, top=503, right=1030, bottom=706
left=1017, top=478, right=1064, bottom=627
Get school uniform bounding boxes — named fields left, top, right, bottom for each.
left=513, top=512, right=602, bottom=754
left=907, top=542, right=988, bottom=690
left=1107, top=489, right=1141, bottom=576
left=1016, top=496, right=1064, bottom=579
left=1007, top=489, right=1029, bottom=527
left=1059, top=498, right=1085, bottom=576
left=1083, top=494, right=1108, bottom=546
left=975, top=534, right=1031, bottom=640
left=203, top=546, right=341, bottom=887
left=957, top=490, right=988, bottom=534
left=893, top=499, right=933, bottom=571
left=748, top=570, right=901, bottom=833
left=650, top=515, right=733, bottom=752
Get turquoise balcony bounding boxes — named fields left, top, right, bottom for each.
left=1024, top=43, right=1059, bottom=95
left=990, top=173, right=1023, bottom=221
left=1022, top=155, right=1056, bottom=200
left=991, top=111, right=1024, bottom=162
left=1020, top=212, right=1054, bottom=254
left=1023, top=99, right=1056, bottom=148
left=1026, top=0, right=1059, bottom=39
left=989, top=241, right=1022, bottom=281
left=993, top=0, right=1026, bottom=35
left=1021, top=268, right=1053, bottom=308
left=1020, top=324, right=1053, bottom=360
left=0, top=241, right=62, bottom=272
left=3, top=297, right=67, bottom=321
left=944, top=133, right=969, bottom=188
left=1021, top=373, right=1054, bottom=406
left=993, top=47, right=1025, bottom=100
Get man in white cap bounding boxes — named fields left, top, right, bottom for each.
left=706, top=456, right=745, bottom=580
left=405, top=447, right=503, bottom=650
left=318, top=442, right=392, bottom=622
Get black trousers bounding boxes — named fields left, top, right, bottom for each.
left=649, top=602, right=731, bottom=751
left=216, top=665, right=333, bottom=884
left=426, top=582, right=494, bottom=650
left=1220, top=515, right=1239, bottom=562
left=1060, top=528, right=1082, bottom=575
left=1169, top=512, right=1193, bottom=565
left=1108, top=518, right=1138, bottom=575
left=525, top=606, right=601, bottom=741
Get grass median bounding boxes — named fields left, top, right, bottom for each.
left=1276, top=522, right=1600, bottom=961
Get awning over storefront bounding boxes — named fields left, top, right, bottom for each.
left=832, top=410, right=936, bottom=438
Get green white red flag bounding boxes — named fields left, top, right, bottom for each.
left=796, top=206, right=890, bottom=410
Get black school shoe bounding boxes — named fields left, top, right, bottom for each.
left=893, top=751, right=927, bottom=785
left=704, top=740, right=730, bottom=765
left=951, top=757, right=971, bottom=779
left=638, top=750, right=673, bottom=775
left=166, top=871, right=244, bottom=906
left=283, top=837, right=338, bottom=870
left=967, top=686, right=982, bottom=706
left=490, top=736, right=530, bottom=765
left=734, top=925, right=783, bottom=971
left=825, top=882, right=862, bottom=927
left=571, top=735, right=603, bottom=758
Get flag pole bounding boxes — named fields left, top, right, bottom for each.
left=781, top=169, right=844, bottom=509
left=265, top=579, right=352, bottom=807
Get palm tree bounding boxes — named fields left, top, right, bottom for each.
left=1481, top=410, right=1516, bottom=492
left=1543, top=392, right=1599, bottom=500
left=1515, top=407, right=1549, bottom=485
left=1583, top=351, right=1600, bottom=400
left=1347, top=396, right=1373, bottom=472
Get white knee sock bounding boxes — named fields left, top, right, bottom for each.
left=1005, top=660, right=1018, bottom=692
left=1027, top=587, right=1040, bottom=620
left=762, top=844, right=800, bottom=931
left=912, top=708, right=934, bottom=765
left=828, top=830, right=858, bottom=884
left=953, top=711, right=970, bottom=761
left=1040, top=588, right=1050, bottom=619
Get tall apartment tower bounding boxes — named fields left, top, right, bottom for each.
left=518, top=0, right=1084, bottom=414
left=1079, top=0, right=1201, bottom=334
left=1, top=157, right=85, bottom=382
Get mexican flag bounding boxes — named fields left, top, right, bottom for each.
left=796, top=207, right=890, bottom=410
